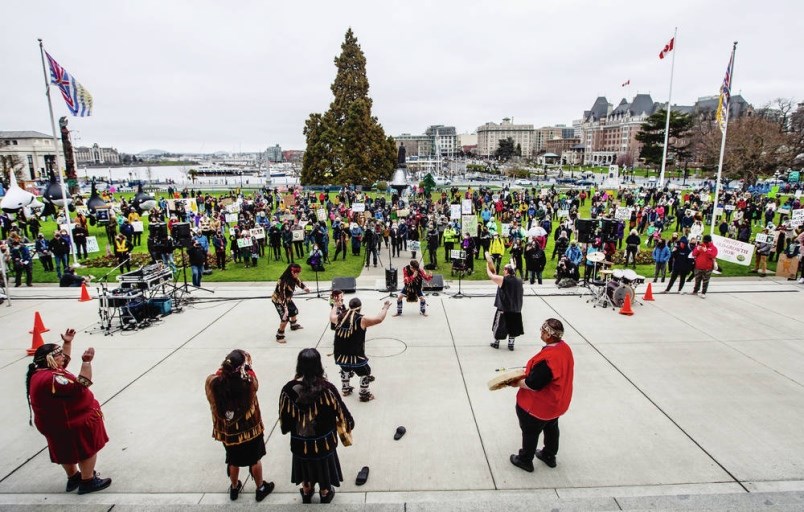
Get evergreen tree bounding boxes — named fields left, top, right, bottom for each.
left=636, top=109, right=694, bottom=168
left=494, top=137, right=516, bottom=161
left=302, top=29, right=396, bottom=186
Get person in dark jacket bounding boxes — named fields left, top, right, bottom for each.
left=663, top=236, right=692, bottom=293
left=524, top=238, right=547, bottom=285
left=624, top=229, right=640, bottom=268
left=35, top=234, right=54, bottom=271
left=50, top=231, right=71, bottom=278
left=72, top=224, right=89, bottom=260
left=188, top=239, right=207, bottom=287
left=10, top=239, right=33, bottom=287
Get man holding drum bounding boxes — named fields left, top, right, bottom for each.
left=509, top=318, right=574, bottom=472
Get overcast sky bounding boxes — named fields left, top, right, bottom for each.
left=3, top=0, right=802, bottom=155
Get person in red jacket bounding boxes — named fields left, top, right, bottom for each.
left=691, top=234, right=718, bottom=298
left=509, top=318, right=574, bottom=472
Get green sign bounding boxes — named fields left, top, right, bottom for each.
left=788, top=171, right=800, bottom=183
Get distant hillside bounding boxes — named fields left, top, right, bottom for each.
left=138, top=149, right=168, bottom=156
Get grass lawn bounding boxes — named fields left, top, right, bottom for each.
left=21, top=187, right=794, bottom=285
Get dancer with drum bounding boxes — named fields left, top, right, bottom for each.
left=508, top=318, right=574, bottom=472
left=485, top=252, right=524, bottom=351
left=271, top=263, right=310, bottom=343
left=394, top=259, right=432, bottom=317
left=329, top=297, right=392, bottom=402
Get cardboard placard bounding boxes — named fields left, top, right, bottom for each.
left=352, top=203, right=366, bottom=213
left=225, top=213, right=238, bottom=224
left=131, top=221, right=144, bottom=233
left=614, top=207, right=631, bottom=222
left=237, top=237, right=252, bottom=249
left=316, top=208, right=327, bottom=221
left=791, top=209, right=804, bottom=227
left=461, top=199, right=473, bottom=215
left=283, top=194, right=296, bottom=207
left=755, top=233, right=768, bottom=243
left=724, top=205, right=735, bottom=211
left=251, top=227, right=265, bottom=239
left=450, top=204, right=462, bottom=220
left=396, top=209, right=410, bottom=218
left=292, top=230, right=304, bottom=242
left=501, top=223, right=511, bottom=237
left=557, top=209, right=569, bottom=218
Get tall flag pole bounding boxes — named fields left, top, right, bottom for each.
left=658, top=28, right=677, bottom=189
left=710, top=42, right=738, bottom=237
left=37, top=38, right=81, bottom=267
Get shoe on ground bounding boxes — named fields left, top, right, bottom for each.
left=798, top=278, right=804, bottom=284
left=509, top=454, right=534, bottom=472
left=535, top=449, right=557, bottom=468
left=66, top=471, right=83, bottom=492
left=490, top=341, right=500, bottom=349
left=700, top=293, right=706, bottom=299
left=508, top=343, right=515, bottom=351
left=290, top=324, right=304, bottom=331
left=256, top=481, right=275, bottom=502
left=229, top=480, right=243, bottom=501
left=299, top=488, right=314, bottom=504
left=690, top=291, right=698, bottom=296
left=712, top=269, right=722, bottom=275
left=77, top=475, right=112, bottom=495
left=342, top=386, right=354, bottom=396
left=359, top=393, right=375, bottom=402
left=320, top=489, right=336, bottom=504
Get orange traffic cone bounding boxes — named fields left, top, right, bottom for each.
left=79, top=283, right=92, bottom=302
left=643, top=282, right=655, bottom=301
left=619, top=293, right=634, bottom=316
left=28, top=311, right=50, bottom=334
left=27, top=328, right=45, bottom=355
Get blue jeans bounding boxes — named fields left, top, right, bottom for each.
left=54, top=254, right=69, bottom=277
left=191, top=265, right=203, bottom=287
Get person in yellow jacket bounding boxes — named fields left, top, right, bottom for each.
left=489, top=233, right=506, bottom=274
left=114, top=234, right=132, bottom=273
left=443, top=224, right=457, bottom=263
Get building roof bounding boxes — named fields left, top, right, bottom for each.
left=0, top=130, right=52, bottom=139
left=543, top=153, right=559, bottom=158
left=588, top=97, right=611, bottom=121
left=628, top=94, right=655, bottom=116
left=612, top=98, right=630, bottom=115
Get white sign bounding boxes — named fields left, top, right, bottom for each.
left=86, top=236, right=100, bottom=253
left=714, top=207, right=724, bottom=216
left=316, top=208, right=327, bottom=221
left=225, top=213, right=238, bottom=223
left=791, top=209, right=804, bottom=227
left=131, top=221, right=144, bottom=233
left=237, top=237, right=252, bottom=249
left=501, top=223, right=511, bottom=237
left=59, top=223, right=76, bottom=233
left=292, top=229, right=304, bottom=241
left=225, top=204, right=239, bottom=213
left=250, top=227, right=265, bottom=239
left=229, top=228, right=237, bottom=236
left=795, top=190, right=802, bottom=198
left=450, top=204, right=462, bottom=220
left=724, top=205, right=736, bottom=211
left=711, top=234, right=754, bottom=267
left=557, top=209, right=569, bottom=218
left=755, top=233, right=768, bottom=244
left=461, top=199, right=473, bottom=215
left=614, top=207, right=631, bottom=222
left=352, top=203, right=365, bottom=213
left=461, top=215, right=478, bottom=237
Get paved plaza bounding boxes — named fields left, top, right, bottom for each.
left=1, top=263, right=804, bottom=511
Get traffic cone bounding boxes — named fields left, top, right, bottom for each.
left=27, top=329, right=45, bottom=356
left=79, top=283, right=92, bottom=302
left=619, top=293, right=634, bottom=316
left=643, top=282, right=655, bottom=301
left=28, top=311, right=50, bottom=334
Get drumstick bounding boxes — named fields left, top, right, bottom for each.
left=494, top=366, right=525, bottom=372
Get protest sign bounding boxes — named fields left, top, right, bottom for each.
left=501, top=223, right=511, bottom=237
left=461, top=215, right=478, bottom=236
left=131, top=221, right=144, bottom=233
left=791, top=208, right=804, bottom=227
left=396, top=209, right=410, bottom=218
left=557, top=209, right=569, bottom=218
left=352, top=203, right=365, bottom=213
left=724, top=205, right=735, bottom=211
left=237, top=237, right=252, bottom=249
left=292, top=230, right=304, bottom=242
left=316, top=208, right=327, bottom=221
left=461, top=199, right=473, bottom=215
left=225, top=213, right=238, bottom=224
left=614, top=207, right=631, bottom=222
left=711, top=234, right=754, bottom=266
left=86, top=236, right=100, bottom=253
left=250, top=227, right=265, bottom=239
left=450, top=204, right=462, bottom=220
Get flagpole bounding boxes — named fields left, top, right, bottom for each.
left=710, top=42, right=738, bottom=237
left=38, top=38, right=81, bottom=268
left=658, top=27, right=677, bottom=189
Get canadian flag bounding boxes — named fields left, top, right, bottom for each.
left=659, top=37, right=674, bottom=59
left=621, top=80, right=630, bottom=87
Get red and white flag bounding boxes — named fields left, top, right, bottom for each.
left=621, top=79, right=630, bottom=87
left=659, top=37, right=674, bottom=59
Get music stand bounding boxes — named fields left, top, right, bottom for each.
left=378, top=240, right=398, bottom=299
left=306, top=266, right=328, bottom=301
left=449, top=249, right=468, bottom=299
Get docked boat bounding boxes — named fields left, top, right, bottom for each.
left=195, top=164, right=258, bottom=176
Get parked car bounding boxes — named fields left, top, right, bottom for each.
left=574, top=179, right=595, bottom=186
left=433, top=176, right=452, bottom=186
left=514, top=179, right=532, bottom=186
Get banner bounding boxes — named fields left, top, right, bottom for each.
left=461, top=214, right=478, bottom=236
left=352, top=203, right=365, bottom=213
left=711, top=234, right=754, bottom=266
left=250, top=227, right=265, bottom=239
left=450, top=204, right=462, bottom=220
left=461, top=199, right=473, bottom=214
left=614, top=207, right=631, bottom=222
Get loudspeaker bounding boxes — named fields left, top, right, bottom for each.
left=600, top=219, right=618, bottom=239
left=331, top=277, right=357, bottom=294
left=575, top=219, right=595, bottom=244
left=423, top=274, right=445, bottom=292
left=173, top=222, right=191, bottom=241
left=149, top=222, right=167, bottom=239
left=385, top=268, right=398, bottom=290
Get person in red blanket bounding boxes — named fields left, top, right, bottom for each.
left=25, top=329, right=112, bottom=494
left=691, top=234, right=718, bottom=298
left=394, top=259, right=432, bottom=317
